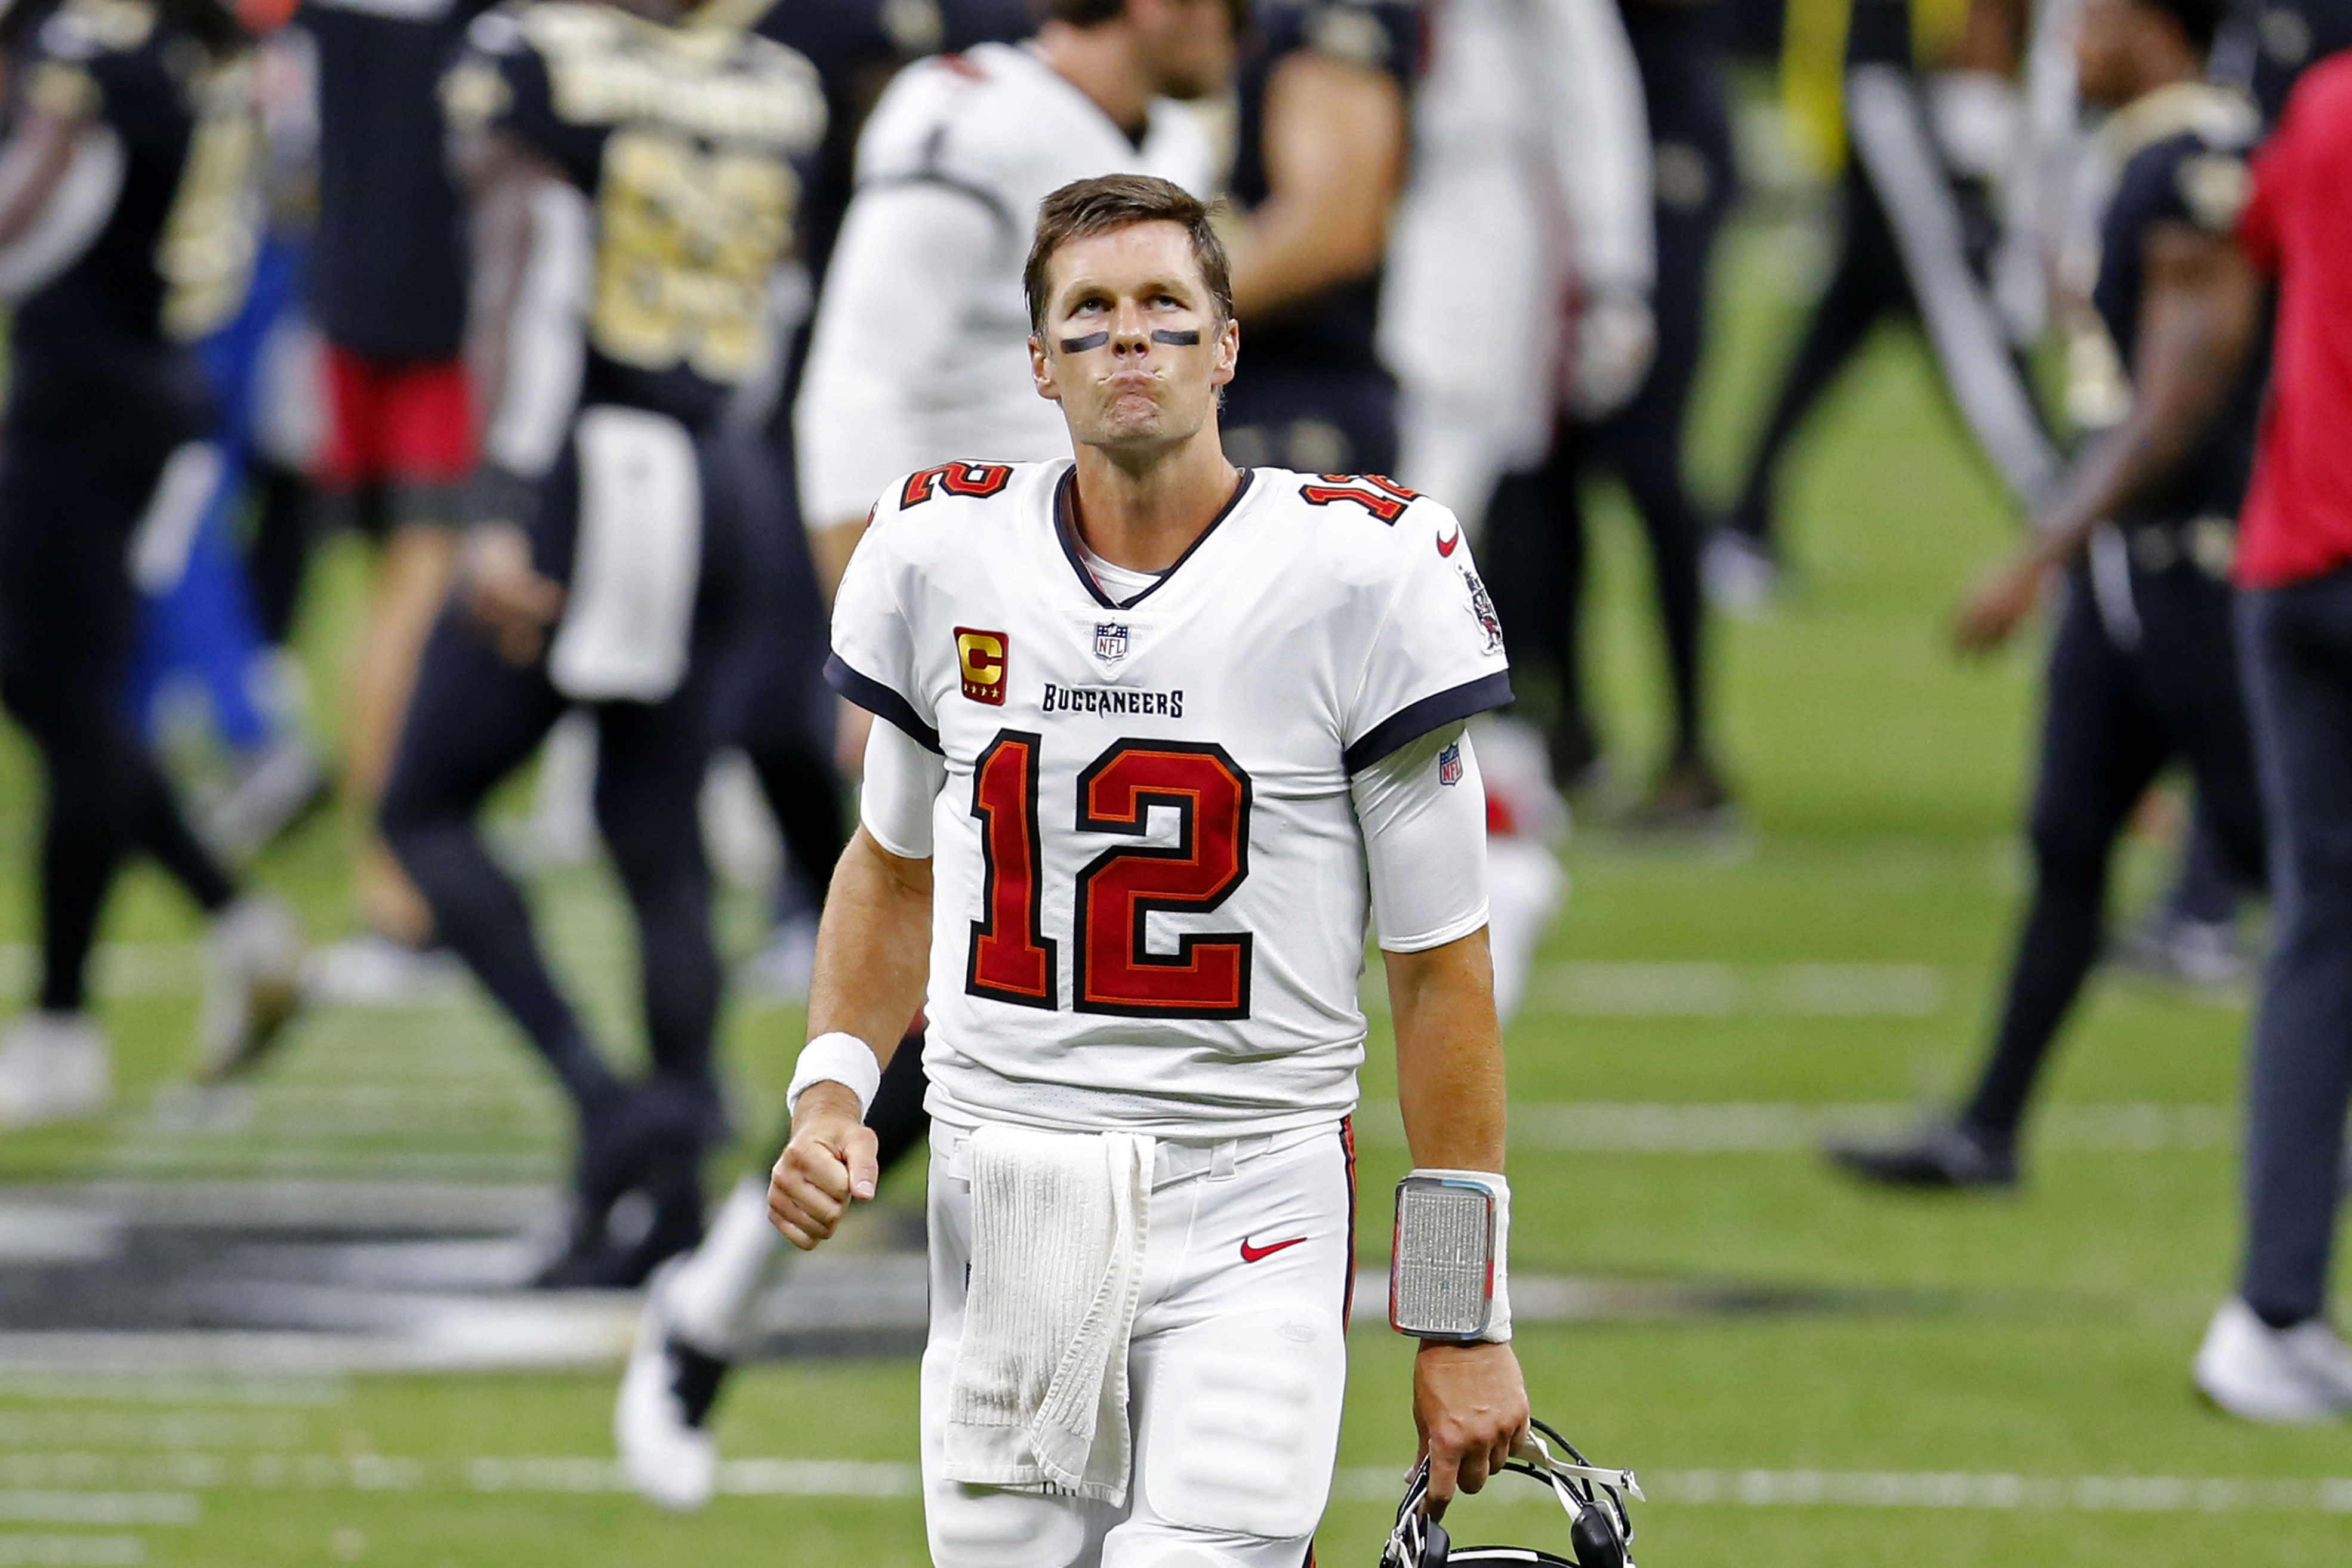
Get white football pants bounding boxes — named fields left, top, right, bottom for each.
left=921, top=1122, right=1357, bottom=1568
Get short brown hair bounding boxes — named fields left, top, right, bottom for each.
left=1023, top=174, right=1235, bottom=337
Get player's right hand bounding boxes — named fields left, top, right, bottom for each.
left=460, top=521, right=565, bottom=665
left=1413, top=1340, right=1531, bottom=1518
left=767, top=1082, right=880, bottom=1251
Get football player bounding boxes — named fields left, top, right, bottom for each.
left=0, top=0, right=307, bottom=1125
left=773, top=172, right=1529, bottom=1566
left=616, top=0, right=1234, bottom=1508
left=1713, top=0, right=2057, bottom=605
left=1216, top=0, right=1416, bottom=477
left=300, top=0, right=499, bottom=976
left=1479, top=0, right=1740, bottom=831
left=1827, top=0, right=2268, bottom=1192
left=379, top=0, right=825, bottom=1283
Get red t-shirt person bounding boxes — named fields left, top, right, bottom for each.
left=2236, top=54, right=2352, bottom=589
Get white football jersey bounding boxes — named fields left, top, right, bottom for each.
left=828, top=461, right=1513, bottom=1138
left=796, top=44, right=1216, bottom=521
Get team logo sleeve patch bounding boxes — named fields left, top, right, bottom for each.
left=957, top=627, right=1009, bottom=705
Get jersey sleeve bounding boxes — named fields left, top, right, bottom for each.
left=24, top=2, right=162, bottom=146
left=2125, top=131, right=2255, bottom=242
left=852, top=54, right=1024, bottom=236
left=825, top=507, right=943, bottom=754
left=443, top=7, right=600, bottom=190
left=794, top=181, right=998, bottom=523
left=1352, top=725, right=1490, bottom=952
left=859, top=704, right=948, bottom=857
left=1266, top=0, right=1422, bottom=87
left=1342, top=499, right=1514, bottom=773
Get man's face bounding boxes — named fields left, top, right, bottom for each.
left=2076, top=0, right=2157, bottom=109
left=1030, top=221, right=1239, bottom=457
left=1130, top=0, right=1238, bottom=101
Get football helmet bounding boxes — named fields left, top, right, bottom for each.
left=1377, top=1418, right=1643, bottom=1568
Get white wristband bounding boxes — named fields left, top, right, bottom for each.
left=1390, top=1168, right=1512, bottom=1344
left=785, top=1032, right=882, bottom=1121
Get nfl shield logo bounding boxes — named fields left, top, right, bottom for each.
left=1438, top=741, right=1464, bottom=786
left=1093, top=622, right=1130, bottom=665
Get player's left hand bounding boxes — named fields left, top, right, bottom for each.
left=460, top=521, right=566, bottom=665
left=1952, top=557, right=2045, bottom=655
left=1413, top=1340, right=1530, bottom=1518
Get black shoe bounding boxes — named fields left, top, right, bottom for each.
left=1620, top=752, right=1737, bottom=837
left=1824, top=1119, right=2019, bottom=1190
left=538, top=1081, right=709, bottom=1288
left=1548, top=717, right=1607, bottom=795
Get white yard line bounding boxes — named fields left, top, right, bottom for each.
left=0, top=1536, right=144, bottom=1566
left=0, top=1452, right=2341, bottom=1516
left=1519, top=962, right=1951, bottom=1018
left=1351, top=1101, right=2237, bottom=1153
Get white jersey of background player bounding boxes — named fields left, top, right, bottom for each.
left=794, top=0, right=1227, bottom=584
left=773, top=175, right=1528, bottom=1567
left=1380, top=0, right=1654, bottom=524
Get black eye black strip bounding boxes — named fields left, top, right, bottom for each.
left=1058, top=331, right=1111, bottom=352
left=1151, top=329, right=1201, bottom=346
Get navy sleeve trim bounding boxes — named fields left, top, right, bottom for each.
left=1343, top=671, right=1513, bottom=773
left=867, top=131, right=1016, bottom=233
left=825, top=653, right=942, bottom=754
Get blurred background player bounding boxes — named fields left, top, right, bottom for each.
left=616, top=0, right=1235, bottom=1508
left=1479, top=0, right=1740, bottom=829
left=1712, top=0, right=2057, bottom=607
left=2109, top=0, right=2352, bottom=989
left=300, top=0, right=494, bottom=984
left=380, top=0, right=825, bottom=1283
left=1376, top=0, right=1648, bottom=979
left=0, top=0, right=306, bottom=1126
left=721, top=0, right=1030, bottom=1000
left=1216, top=0, right=1414, bottom=477
left=127, top=18, right=328, bottom=867
left=1829, top=0, right=2268, bottom=1190
left=2193, top=33, right=2352, bottom=1423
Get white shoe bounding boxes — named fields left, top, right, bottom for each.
left=305, top=933, right=468, bottom=1007
left=197, top=895, right=306, bottom=1082
left=1703, top=531, right=1781, bottom=619
left=736, top=913, right=819, bottom=1002
left=616, top=1261, right=728, bottom=1511
left=0, top=1013, right=112, bottom=1129
left=2194, top=1298, right=2352, bottom=1422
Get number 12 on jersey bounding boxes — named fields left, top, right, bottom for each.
left=966, top=731, right=1254, bottom=1020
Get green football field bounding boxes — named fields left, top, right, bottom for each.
left=0, top=209, right=2346, bottom=1567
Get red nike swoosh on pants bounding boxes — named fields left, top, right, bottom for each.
left=1240, top=1234, right=1308, bottom=1263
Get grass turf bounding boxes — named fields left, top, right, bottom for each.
left=0, top=213, right=2347, bottom=1566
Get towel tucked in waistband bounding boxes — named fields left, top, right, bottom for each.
left=941, top=1123, right=1155, bottom=1504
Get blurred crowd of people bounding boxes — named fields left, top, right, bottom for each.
left=0, top=0, right=2347, bottom=1492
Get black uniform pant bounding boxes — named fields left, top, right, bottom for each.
left=716, top=430, right=847, bottom=922
left=2234, top=566, right=2352, bottom=1327
left=1728, top=109, right=2046, bottom=552
left=1961, top=558, right=2264, bottom=1140
left=380, top=422, right=769, bottom=1122
left=1482, top=19, right=1731, bottom=761
left=0, top=355, right=235, bottom=1015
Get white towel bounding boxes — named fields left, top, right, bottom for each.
left=942, top=1125, right=1154, bottom=1504
left=548, top=406, right=701, bottom=703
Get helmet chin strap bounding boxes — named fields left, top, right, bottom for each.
left=1517, top=1425, right=1645, bottom=1502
